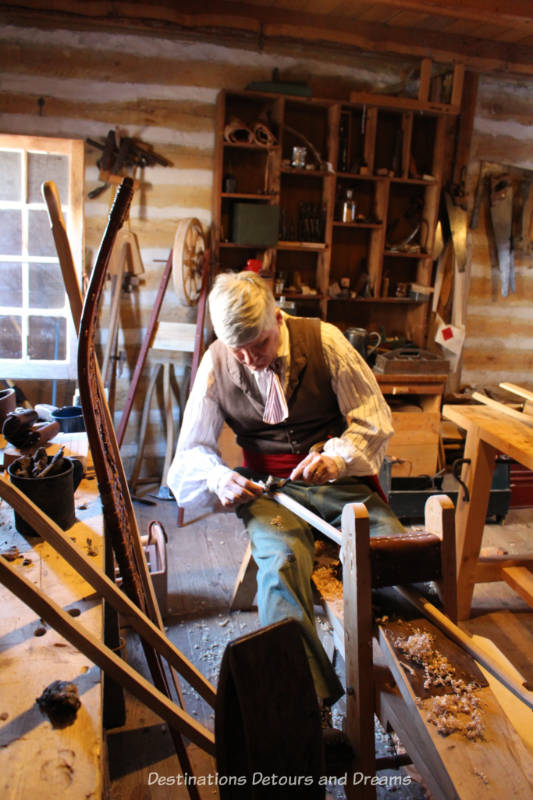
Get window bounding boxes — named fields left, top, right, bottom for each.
left=0, top=135, right=84, bottom=380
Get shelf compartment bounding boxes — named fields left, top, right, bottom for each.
left=326, top=300, right=416, bottom=341
left=337, top=107, right=366, bottom=174
left=276, top=247, right=325, bottom=298
left=279, top=171, right=327, bottom=243
left=221, top=146, right=272, bottom=196
left=410, top=113, right=439, bottom=178
left=282, top=100, right=330, bottom=169
left=222, top=92, right=281, bottom=142
left=386, top=182, right=429, bottom=253
left=374, top=109, right=409, bottom=177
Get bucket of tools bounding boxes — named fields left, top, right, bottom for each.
left=8, top=448, right=83, bottom=536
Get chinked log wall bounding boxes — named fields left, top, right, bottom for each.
left=463, top=76, right=533, bottom=391
left=1, top=21, right=532, bottom=473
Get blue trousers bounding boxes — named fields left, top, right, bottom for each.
left=236, top=473, right=405, bottom=704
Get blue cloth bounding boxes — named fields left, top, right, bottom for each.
left=236, top=472, right=405, bottom=703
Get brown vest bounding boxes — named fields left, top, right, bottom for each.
left=210, top=316, right=345, bottom=454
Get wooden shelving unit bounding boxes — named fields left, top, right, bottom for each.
left=212, top=69, right=462, bottom=346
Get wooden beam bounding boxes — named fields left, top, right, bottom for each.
left=353, top=0, right=533, bottom=29
left=502, top=566, right=533, bottom=607
left=472, top=392, right=533, bottom=427
left=4, top=1, right=533, bottom=77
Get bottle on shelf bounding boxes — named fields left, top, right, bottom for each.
left=342, top=189, right=356, bottom=223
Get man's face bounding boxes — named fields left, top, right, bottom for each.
left=228, top=309, right=282, bottom=371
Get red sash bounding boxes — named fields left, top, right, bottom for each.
left=241, top=448, right=388, bottom=503
left=242, top=449, right=302, bottom=478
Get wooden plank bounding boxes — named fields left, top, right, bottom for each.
left=7, top=0, right=533, bottom=76
left=502, top=566, right=533, bottom=608
left=341, top=502, right=374, bottom=800
left=418, top=58, right=432, bottom=102
left=472, top=392, right=533, bottom=427
left=443, top=404, right=533, bottom=472
left=0, top=478, right=104, bottom=800
left=476, top=556, right=533, bottom=583
left=500, top=381, right=533, bottom=404
left=152, top=321, right=197, bottom=353
left=459, top=611, right=533, bottom=692
left=459, top=611, right=533, bottom=754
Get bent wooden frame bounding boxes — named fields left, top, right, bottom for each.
left=76, top=178, right=198, bottom=793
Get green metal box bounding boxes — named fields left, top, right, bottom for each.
left=232, top=203, right=280, bottom=247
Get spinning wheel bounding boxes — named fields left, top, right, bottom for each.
left=172, top=218, right=207, bottom=306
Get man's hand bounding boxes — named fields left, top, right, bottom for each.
left=289, top=452, right=339, bottom=484
left=217, top=471, right=264, bottom=509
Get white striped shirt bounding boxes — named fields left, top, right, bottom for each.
left=168, top=315, right=394, bottom=510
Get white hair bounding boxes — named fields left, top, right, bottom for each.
left=208, top=271, right=277, bottom=347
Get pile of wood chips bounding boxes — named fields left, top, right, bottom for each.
left=394, top=628, right=485, bottom=740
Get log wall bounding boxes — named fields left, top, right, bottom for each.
left=1, top=20, right=533, bottom=474
left=464, top=75, right=533, bottom=391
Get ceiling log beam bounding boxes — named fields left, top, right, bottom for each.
left=3, top=0, right=533, bottom=76
left=355, top=0, right=533, bottom=30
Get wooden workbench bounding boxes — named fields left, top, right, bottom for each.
left=442, top=403, right=533, bottom=620
left=0, top=460, right=104, bottom=799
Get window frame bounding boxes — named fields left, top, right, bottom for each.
left=0, top=134, right=84, bottom=380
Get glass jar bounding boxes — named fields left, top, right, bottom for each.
left=342, top=189, right=356, bottom=223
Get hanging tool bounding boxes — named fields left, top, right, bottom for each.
left=515, top=176, right=533, bottom=256
left=86, top=130, right=170, bottom=199
left=490, top=173, right=515, bottom=296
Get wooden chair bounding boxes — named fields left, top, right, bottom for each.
left=230, top=494, right=457, bottom=797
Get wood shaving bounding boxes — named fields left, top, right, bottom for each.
left=394, top=628, right=485, bottom=741
left=312, top=565, right=342, bottom=604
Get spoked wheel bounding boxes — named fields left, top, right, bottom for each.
left=172, top=217, right=207, bottom=306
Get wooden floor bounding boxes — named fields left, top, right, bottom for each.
left=105, top=492, right=533, bottom=800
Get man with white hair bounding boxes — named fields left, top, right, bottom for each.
left=168, top=270, right=404, bottom=720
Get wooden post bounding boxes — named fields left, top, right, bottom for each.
left=341, top=502, right=375, bottom=799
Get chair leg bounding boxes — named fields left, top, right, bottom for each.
left=341, top=502, right=376, bottom=799
left=424, top=494, right=457, bottom=623
left=230, top=543, right=258, bottom=611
